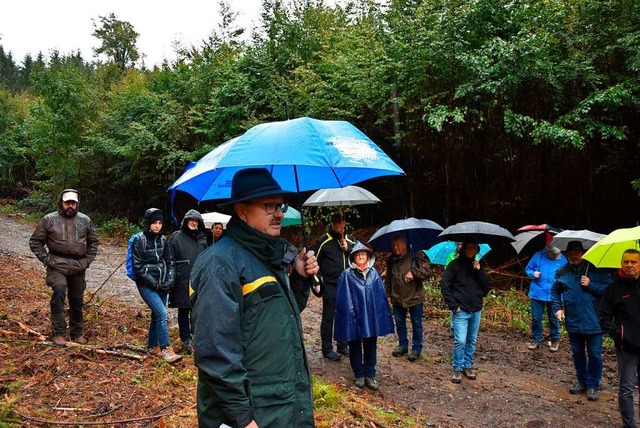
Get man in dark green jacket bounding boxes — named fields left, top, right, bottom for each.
left=190, top=168, right=319, bottom=428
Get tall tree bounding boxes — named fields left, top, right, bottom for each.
left=92, top=13, right=140, bottom=70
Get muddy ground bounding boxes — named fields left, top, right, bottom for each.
left=0, top=212, right=626, bottom=427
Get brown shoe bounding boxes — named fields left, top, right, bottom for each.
left=462, top=368, right=477, bottom=380
left=148, top=347, right=161, bottom=357
left=161, top=347, right=183, bottom=364
left=73, top=336, right=88, bottom=345
left=52, top=336, right=66, bottom=347
left=549, top=341, right=560, bottom=352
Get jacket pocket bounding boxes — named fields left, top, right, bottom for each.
left=250, top=381, right=296, bottom=408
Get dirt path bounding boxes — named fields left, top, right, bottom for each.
left=1, top=213, right=622, bottom=427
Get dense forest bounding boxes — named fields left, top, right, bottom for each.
left=1, top=0, right=639, bottom=233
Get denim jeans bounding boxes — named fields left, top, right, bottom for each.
left=616, top=348, right=640, bottom=427
left=46, top=269, right=86, bottom=338
left=451, top=309, right=482, bottom=372
left=392, top=303, right=424, bottom=354
left=348, top=336, right=377, bottom=378
left=530, top=298, right=560, bottom=343
left=137, top=286, right=170, bottom=349
left=568, top=332, right=602, bottom=388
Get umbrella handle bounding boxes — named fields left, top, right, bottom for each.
left=311, top=274, right=324, bottom=297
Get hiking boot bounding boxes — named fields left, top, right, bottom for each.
left=365, top=377, right=379, bottom=391
left=354, top=377, right=365, bottom=389
left=337, top=347, right=350, bottom=357
left=549, top=341, right=560, bottom=352
left=148, top=347, right=161, bottom=357
left=570, top=382, right=587, bottom=394
left=587, top=388, right=599, bottom=401
left=161, top=347, right=182, bottom=364
left=323, top=351, right=341, bottom=361
left=392, top=347, right=408, bottom=357
left=408, top=351, right=420, bottom=362
left=528, top=341, right=540, bottom=350
left=73, top=336, right=88, bottom=345
left=182, top=341, right=194, bottom=355
left=52, top=336, right=66, bottom=347
left=462, top=368, right=477, bottom=380
left=451, top=371, right=462, bottom=384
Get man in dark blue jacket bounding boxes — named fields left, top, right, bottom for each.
left=600, top=249, right=640, bottom=427
left=551, top=240, right=611, bottom=401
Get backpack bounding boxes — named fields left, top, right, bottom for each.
left=126, top=232, right=145, bottom=281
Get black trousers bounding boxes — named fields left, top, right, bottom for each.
left=320, top=282, right=347, bottom=354
left=45, top=269, right=86, bottom=338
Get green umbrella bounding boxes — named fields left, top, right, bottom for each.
left=282, top=206, right=303, bottom=228
left=582, top=226, right=640, bottom=268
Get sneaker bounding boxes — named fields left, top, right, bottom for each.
left=451, top=371, right=462, bottom=384
left=462, top=368, right=477, bottom=380
left=161, top=347, right=183, bottom=364
left=148, top=347, right=161, bottom=357
left=549, top=341, right=560, bottom=352
left=337, top=347, right=350, bottom=357
left=365, top=377, right=379, bottom=391
left=392, top=347, right=408, bottom=357
left=354, top=377, right=365, bottom=389
left=323, top=351, right=341, bottom=361
left=52, top=336, right=66, bottom=347
left=587, top=387, right=599, bottom=401
left=73, top=336, right=88, bottom=345
left=569, top=382, right=587, bottom=394
left=528, top=341, right=540, bottom=350
left=408, top=351, right=420, bottom=362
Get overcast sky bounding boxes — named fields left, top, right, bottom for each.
left=0, top=0, right=267, bottom=67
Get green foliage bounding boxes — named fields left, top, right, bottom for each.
left=312, top=377, right=341, bottom=409
left=92, top=13, right=140, bottom=70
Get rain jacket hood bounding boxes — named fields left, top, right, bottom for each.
left=348, top=241, right=375, bottom=268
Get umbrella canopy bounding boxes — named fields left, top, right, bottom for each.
left=282, top=206, right=303, bottom=228
left=582, top=226, right=640, bottom=268
left=168, top=117, right=404, bottom=202
left=511, top=225, right=562, bottom=255
left=303, top=185, right=381, bottom=207
left=438, top=221, right=515, bottom=246
left=549, top=229, right=605, bottom=251
left=369, top=218, right=444, bottom=253
left=424, top=241, right=491, bottom=266
left=201, top=212, right=231, bottom=229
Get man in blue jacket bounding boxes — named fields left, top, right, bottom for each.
left=551, top=240, right=611, bottom=401
left=600, top=249, right=640, bottom=428
left=525, top=244, right=567, bottom=351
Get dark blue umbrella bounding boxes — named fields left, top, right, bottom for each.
left=369, top=218, right=444, bottom=253
left=168, top=117, right=404, bottom=201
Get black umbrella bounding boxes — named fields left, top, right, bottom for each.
left=438, top=221, right=515, bottom=246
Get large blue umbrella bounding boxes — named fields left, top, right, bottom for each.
left=169, top=117, right=404, bottom=201
left=369, top=218, right=444, bottom=253
left=424, top=241, right=491, bottom=266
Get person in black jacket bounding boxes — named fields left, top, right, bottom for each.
left=313, top=213, right=356, bottom=360
left=441, top=241, right=490, bottom=384
left=132, top=208, right=181, bottom=364
left=600, top=249, right=640, bottom=427
left=169, top=209, right=208, bottom=353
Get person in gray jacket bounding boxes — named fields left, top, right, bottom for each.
left=29, top=189, right=100, bottom=347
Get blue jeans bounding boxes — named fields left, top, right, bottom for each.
left=348, top=337, right=377, bottom=378
left=392, top=303, right=423, bottom=354
left=137, top=286, right=170, bottom=349
left=568, top=332, right=602, bottom=388
left=451, top=309, right=482, bottom=372
left=530, top=299, right=560, bottom=342
left=616, top=348, right=640, bottom=428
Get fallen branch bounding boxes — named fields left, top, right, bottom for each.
left=14, top=320, right=46, bottom=341
left=36, top=341, right=146, bottom=362
left=16, top=410, right=172, bottom=426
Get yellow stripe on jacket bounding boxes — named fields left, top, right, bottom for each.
left=242, top=276, right=277, bottom=296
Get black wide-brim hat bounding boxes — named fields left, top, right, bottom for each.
left=220, top=168, right=293, bottom=206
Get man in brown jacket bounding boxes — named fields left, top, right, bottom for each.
left=29, top=189, right=100, bottom=346
left=385, top=235, right=430, bottom=362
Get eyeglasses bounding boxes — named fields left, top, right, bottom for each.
left=249, top=202, right=289, bottom=215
